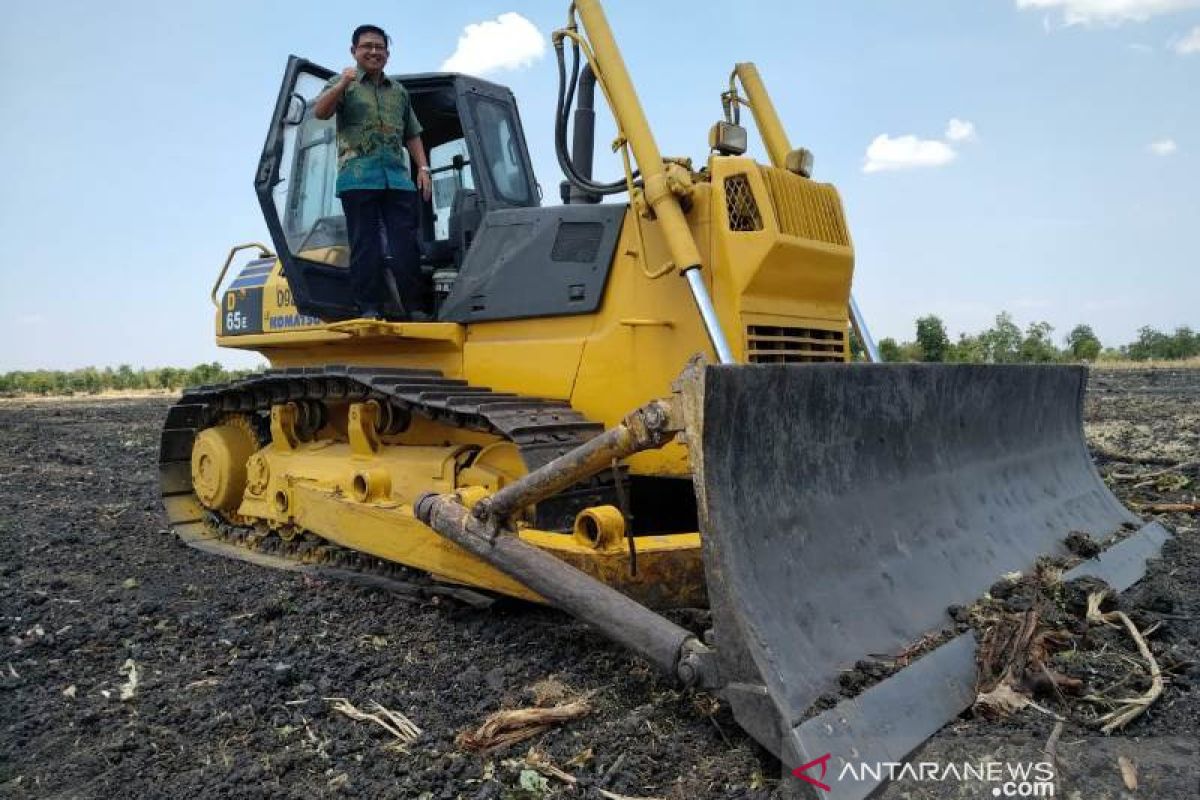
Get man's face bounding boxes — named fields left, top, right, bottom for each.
left=352, top=31, right=389, bottom=73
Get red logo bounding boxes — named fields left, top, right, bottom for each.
left=792, top=752, right=832, bottom=792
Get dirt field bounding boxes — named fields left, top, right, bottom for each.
left=1, top=368, right=1196, bottom=799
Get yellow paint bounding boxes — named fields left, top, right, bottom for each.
left=200, top=6, right=853, bottom=603
left=221, top=422, right=704, bottom=606
left=211, top=161, right=852, bottom=481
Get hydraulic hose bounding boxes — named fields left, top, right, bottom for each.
left=554, top=38, right=637, bottom=196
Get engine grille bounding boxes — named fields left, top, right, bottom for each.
left=725, top=175, right=763, bottom=231
left=746, top=325, right=845, bottom=363
left=758, top=167, right=850, bottom=247
left=550, top=221, right=604, bottom=263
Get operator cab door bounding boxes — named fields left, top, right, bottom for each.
left=255, top=56, right=540, bottom=322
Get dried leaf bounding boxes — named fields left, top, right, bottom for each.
left=975, top=682, right=1030, bottom=718
left=565, top=746, right=593, bottom=768
left=118, top=659, right=140, bottom=701
left=1118, top=755, right=1138, bottom=791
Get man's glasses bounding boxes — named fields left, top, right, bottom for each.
left=357, top=43, right=388, bottom=52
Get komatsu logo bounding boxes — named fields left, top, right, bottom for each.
left=794, top=754, right=1055, bottom=796
left=268, top=313, right=321, bottom=330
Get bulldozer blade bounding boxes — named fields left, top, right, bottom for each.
left=681, top=364, right=1171, bottom=799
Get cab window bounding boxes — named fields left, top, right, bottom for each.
left=470, top=97, right=532, bottom=205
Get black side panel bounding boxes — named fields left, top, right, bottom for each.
left=438, top=204, right=626, bottom=322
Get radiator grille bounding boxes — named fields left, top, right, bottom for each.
left=758, top=167, right=850, bottom=247
left=746, top=325, right=845, bottom=363
left=725, top=175, right=762, bottom=231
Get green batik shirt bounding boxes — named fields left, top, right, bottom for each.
left=322, top=70, right=423, bottom=196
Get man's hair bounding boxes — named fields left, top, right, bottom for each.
left=352, top=24, right=390, bottom=48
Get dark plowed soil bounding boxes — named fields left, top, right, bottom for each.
left=2, top=368, right=1197, bottom=799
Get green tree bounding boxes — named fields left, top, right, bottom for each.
left=915, top=315, right=950, bottom=362
left=1019, top=321, right=1059, bottom=363
left=1124, top=325, right=1200, bottom=360
left=1065, top=324, right=1102, bottom=361
left=947, top=333, right=985, bottom=363
left=1098, top=347, right=1125, bottom=362
left=878, top=337, right=902, bottom=362
left=1126, top=326, right=1168, bottom=360
left=979, top=312, right=1023, bottom=363
left=1166, top=326, right=1200, bottom=359
left=188, top=361, right=225, bottom=386
left=114, top=363, right=136, bottom=390
left=71, top=367, right=103, bottom=394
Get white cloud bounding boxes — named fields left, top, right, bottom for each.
left=440, top=12, right=546, bottom=76
left=945, top=118, right=977, bottom=143
left=862, top=118, right=978, bottom=174
left=1174, top=25, right=1200, bottom=52
left=863, top=135, right=957, bottom=173
left=1148, top=138, right=1178, bottom=155
left=1016, top=0, right=1200, bottom=25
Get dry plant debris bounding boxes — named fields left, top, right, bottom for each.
left=529, top=676, right=571, bottom=707
left=325, top=697, right=421, bottom=749
left=1083, top=591, right=1165, bottom=733
left=1138, top=502, right=1199, bottom=513
left=969, top=561, right=1170, bottom=733
left=118, top=659, right=140, bottom=701
left=456, top=698, right=592, bottom=755
left=522, top=746, right=666, bottom=800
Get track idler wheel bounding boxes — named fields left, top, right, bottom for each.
left=191, top=417, right=259, bottom=511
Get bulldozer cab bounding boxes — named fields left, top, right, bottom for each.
left=255, top=56, right=540, bottom=321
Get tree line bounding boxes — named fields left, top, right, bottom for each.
left=2, top=318, right=1196, bottom=396
left=873, top=313, right=1199, bottom=363
left=0, top=363, right=261, bottom=397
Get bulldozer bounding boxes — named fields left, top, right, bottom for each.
left=161, top=2, right=1171, bottom=796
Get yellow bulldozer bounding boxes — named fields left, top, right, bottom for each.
left=161, top=2, right=1170, bottom=796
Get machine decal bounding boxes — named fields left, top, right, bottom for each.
left=267, top=312, right=322, bottom=330
left=229, top=269, right=272, bottom=291
left=221, top=288, right=264, bottom=335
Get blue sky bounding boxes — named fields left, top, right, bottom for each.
left=0, top=0, right=1196, bottom=370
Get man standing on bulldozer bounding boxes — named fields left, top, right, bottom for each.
left=314, top=24, right=433, bottom=320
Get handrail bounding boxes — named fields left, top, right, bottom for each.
left=211, top=242, right=274, bottom=307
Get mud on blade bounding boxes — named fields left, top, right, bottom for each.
left=684, top=364, right=1168, bottom=799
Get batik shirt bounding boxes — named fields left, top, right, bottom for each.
left=322, top=70, right=423, bottom=195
